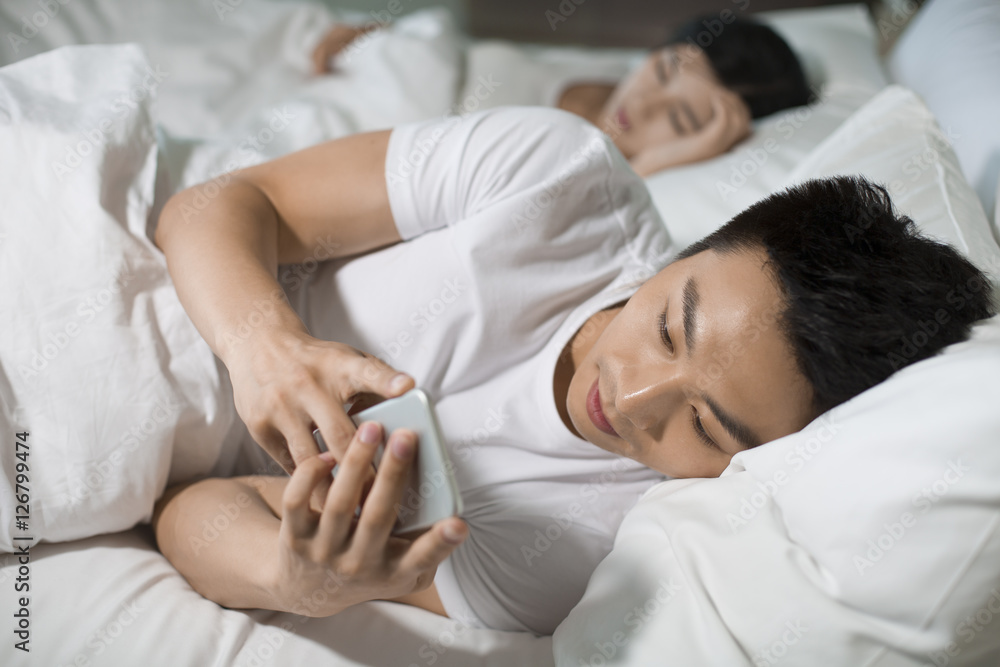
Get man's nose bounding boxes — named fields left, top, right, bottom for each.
left=614, top=362, right=685, bottom=433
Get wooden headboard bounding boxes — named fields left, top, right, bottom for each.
left=466, top=0, right=874, bottom=47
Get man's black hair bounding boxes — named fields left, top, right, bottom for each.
left=667, top=15, right=812, bottom=119
left=676, top=176, right=996, bottom=417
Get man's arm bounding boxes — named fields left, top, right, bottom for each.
left=152, top=425, right=466, bottom=616
left=155, top=129, right=417, bottom=477
left=154, top=129, right=398, bottom=363
left=152, top=476, right=285, bottom=611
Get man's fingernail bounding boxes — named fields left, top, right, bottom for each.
left=318, top=451, right=336, bottom=463
left=390, top=373, right=410, bottom=393
left=391, top=431, right=414, bottom=459
left=359, top=421, right=381, bottom=444
left=442, top=523, right=465, bottom=544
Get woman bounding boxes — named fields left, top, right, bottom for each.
left=151, top=106, right=993, bottom=635
left=312, top=15, right=812, bottom=176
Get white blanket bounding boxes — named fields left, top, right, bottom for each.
left=0, top=32, right=549, bottom=667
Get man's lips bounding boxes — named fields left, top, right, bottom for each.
left=587, top=378, right=618, bottom=437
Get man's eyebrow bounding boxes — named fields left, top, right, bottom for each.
left=702, top=393, right=761, bottom=450
left=682, top=276, right=699, bottom=357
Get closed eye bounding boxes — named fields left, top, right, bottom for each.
left=658, top=310, right=674, bottom=353
left=691, top=407, right=720, bottom=450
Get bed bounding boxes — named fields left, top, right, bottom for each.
left=1, top=1, right=999, bottom=665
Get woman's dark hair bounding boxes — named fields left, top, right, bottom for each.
left=666, top=15, right=812, bottom=119
left=676, top=176, right=997, bottom=417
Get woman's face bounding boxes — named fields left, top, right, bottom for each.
left=565, top=248, right=817, bottom=478
left=600, top=44, right=730, bottom=159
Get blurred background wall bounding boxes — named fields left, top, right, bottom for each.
left=300, top=0, right=899, bottom=47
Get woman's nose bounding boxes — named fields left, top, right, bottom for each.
left=614, top=362, right=685, bottom=433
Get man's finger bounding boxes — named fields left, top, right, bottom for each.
left=281, top=415, right=324, bottom=469
left=318, top=421, right=383, bottom=545
left=398, top=518, right=467, bottom=575
left=354, top=428, right=417, bottom=548
left=351, top=354, right=414, bottom=399
left=282, top=455, right=334, bottom=538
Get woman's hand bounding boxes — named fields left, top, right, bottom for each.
left=311, top=23, right=381, bottom=75
left=269, top=423, right=468, bottom=616
left=225, top=326, right=414, bottom=485
left=629, top=89, right=752, bottom=177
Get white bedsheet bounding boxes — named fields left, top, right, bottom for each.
left=0, top=527, right=553, bottom=667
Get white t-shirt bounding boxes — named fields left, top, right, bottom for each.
left=275, top=106, right=675, bottom=634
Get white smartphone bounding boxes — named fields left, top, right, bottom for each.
left=312, top=388, right=463, bottom=536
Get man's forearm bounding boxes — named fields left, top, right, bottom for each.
left=155, top=179, right=307, bottom=365
left=153, top=477, right=288, bottom=612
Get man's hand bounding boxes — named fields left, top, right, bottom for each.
left=226, top=326, right=414, bottom=504
left=268, top=423, right=468, bottom=616
left=629, top=89, right=752, bottom=177
left=311, top=23, right=381, bottom=75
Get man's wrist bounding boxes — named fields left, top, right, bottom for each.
left=214, top=290, right=308, bottom=365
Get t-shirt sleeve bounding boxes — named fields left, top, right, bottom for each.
left=384, top=106, right=618, bottom=241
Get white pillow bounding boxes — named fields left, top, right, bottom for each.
left=554, top=86, right=1000, bottom=664
left=761, top=3, right=888, bottom=96
left=783, top=85, right=1000, bottom=289
left=888, top=0, right=1000, bottom=226
left=554, top=316, right=1000, bottom=665
left=645, top=3, right=886, bottom=252
left=0, top=44, right=235, bottom=552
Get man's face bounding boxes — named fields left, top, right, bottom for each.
left=566, top=248, right=817, bottom=478
left=600, top=44, right=737, bottom=159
